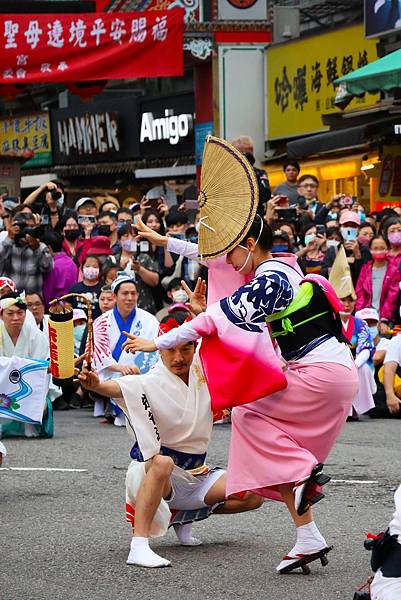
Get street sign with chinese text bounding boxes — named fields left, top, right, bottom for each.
left=267, top=25, right=378, bottom=140
left=0, top=10, right=184, bottom=84
left=0, top=112, right=52, bottom=167
left=378, top=146, right=401, bottom=203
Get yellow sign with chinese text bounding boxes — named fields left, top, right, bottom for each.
left=0, top=112, right=52, bottom=167
left=267, top=25, right=378, bottom=140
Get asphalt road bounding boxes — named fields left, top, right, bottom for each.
left=1, top=410, right=399, bottom=600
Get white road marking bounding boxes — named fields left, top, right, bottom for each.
left=0, top=467, right=88, bottom=472
left=331, top=479, right=378, bottom=484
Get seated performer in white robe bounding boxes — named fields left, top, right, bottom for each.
left=0, top=291, right=53, bottom=438
left=79, top=311, right=263, bottom=568
left=91, top=272, right=159, bottom=424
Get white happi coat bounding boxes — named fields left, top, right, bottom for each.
left=92, top=307, right=159, bottom=381
left=117, top=352, right=213, bottom=537
left=0, top=318, right=49, bottom=361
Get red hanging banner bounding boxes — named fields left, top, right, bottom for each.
left=0, top=10, right=184, bottom=84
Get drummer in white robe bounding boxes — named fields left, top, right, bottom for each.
left=91, top=272, right=159, bottom=424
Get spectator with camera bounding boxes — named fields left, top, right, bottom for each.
left=323, top=210, right=371, bottom=285
left=23, top=180, right=65, bottom=229
left=0, top=211, right=53, bottom=294
left=273, top=160, right=303, bottom=206
left=105, top=223, right=160, bottom=314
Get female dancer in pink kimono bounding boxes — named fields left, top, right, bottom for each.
left=122, top=217, right=359, bottom=574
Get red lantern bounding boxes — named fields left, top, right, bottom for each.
left=66, top=80, right=107, bottom=102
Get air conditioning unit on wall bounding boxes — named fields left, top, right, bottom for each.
left=218, top=0, right=268, bottom=21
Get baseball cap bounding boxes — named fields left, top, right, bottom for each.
left=86, top=236, right=113, bottom=255
left=75, top=197, right=97, bottom=211
left=273, top=230, right=290, bottom=242
left=339, top=210, right=360, bottom=226
left=73, top=308, right=87, bottom=322
left=355, top=308, right=379, bottom=322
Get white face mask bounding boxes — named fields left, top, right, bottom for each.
left=83, top=266, right=99, bottom=281
left=172, top=290, right=189, bottom=304
left=326, top=239, right=340, bottom=248
left=237, top=216, right=264, bottom=273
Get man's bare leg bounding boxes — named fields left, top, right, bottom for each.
left=127, top=455, right=174, bottom=568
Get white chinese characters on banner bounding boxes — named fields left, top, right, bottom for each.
left=25, top=20, right=43, bottom=50
left=130, top=18, right=147, bottom=43
left=90, top=18, right=106, bottom=46
left=110, top=18, right=126, bottom=44
left=4, top=20, right=18, bottom=49
left=152, top=16, right=168, bottom=42
left=69, top=19, right=87, bottom=48
left=47, top=20, right=64, bottom=48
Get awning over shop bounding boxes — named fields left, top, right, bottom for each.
left=334, top=48, right=401, bottom=106
left=286, top=116, right=400, bottom=160
left=287, top=125, right=368, bottom=159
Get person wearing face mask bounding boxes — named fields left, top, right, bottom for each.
left=96, top=211, right=119, bottom=253
left=155, top=277, right=191, bottom=321
left=123, top=215, right=359, bottom=575
left=271, top=230, right=292, bottom=254
left=324, top=211, right=371, bottom=285
left=297, top=224, right=326, bottom=275
left=106, top=224, right=160, bottom=315
left=142, top=210, right=175, bottom=312
left=357, top=223, right=376, bottom=247
left=69, top=254, right=103, bottom=320
left=382, top=216, right=401, bottom=270
left=355, top=236, right=401, bottom=335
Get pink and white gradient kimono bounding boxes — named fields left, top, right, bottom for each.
left=156, top=254, right=359, bottom=502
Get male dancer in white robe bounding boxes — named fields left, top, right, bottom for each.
left=91, top=272, right=159, bottom=424
left=79, top=311, right=262, bottom=568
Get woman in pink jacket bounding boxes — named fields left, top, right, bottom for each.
left=355, top=236, right=401, bottom=335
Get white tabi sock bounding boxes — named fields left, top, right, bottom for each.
left=276, top=522, right=327, bottom=572
left=126, top=537, right=171, bottom=568
left=93, top=399, right=104, bottom=418
left=294, top=521, right=327, bottom=553
left=173, top=523, right=202, bottom=546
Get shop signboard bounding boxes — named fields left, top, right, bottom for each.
left=266, top=25, right=378, bottom=140
left=378, top=146, right=401, bottom=203
left=51, top=97, right=140, bottom=164
left=139, top=93, right=195, bottom=158
left=0, top=112, right=52, bottom=168
left=365, top=0, right=401, bottom=38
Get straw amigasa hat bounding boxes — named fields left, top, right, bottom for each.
left=328, top=245, right=356, bottom=300
left=197, top=136, right=259, bottom=260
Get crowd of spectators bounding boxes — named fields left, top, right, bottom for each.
left=1, top=148, right=401, bottom=424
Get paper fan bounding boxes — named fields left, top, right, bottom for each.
left=197, top=136, right=259, bottom=259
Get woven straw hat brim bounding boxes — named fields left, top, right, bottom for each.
left=197, top=136, right=259, bottom=260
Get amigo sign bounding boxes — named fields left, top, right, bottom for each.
left=140, top=108, right=193, bottom=146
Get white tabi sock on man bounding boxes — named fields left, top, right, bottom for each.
left=173, top=523, right=202, bottom=546
left=126, top=536, right=171, bottom=568
left=93, top=399, right=104, bottom=418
